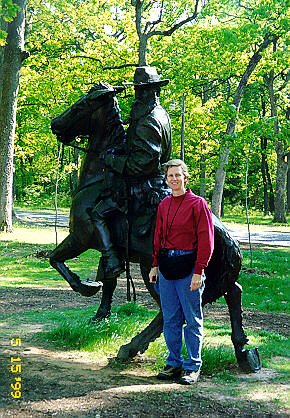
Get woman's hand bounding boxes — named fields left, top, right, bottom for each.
left=190, top=273, right=202, bottom=291
left=149, top=267, right=158, bottom=283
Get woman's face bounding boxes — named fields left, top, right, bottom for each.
left=166, top=165, right=187, bottom=195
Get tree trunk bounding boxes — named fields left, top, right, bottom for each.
left=138, top=34, right=147, bottom=66
left=261, top=136, right=269, bottom=215
left=199, top=145, right=206, bottom=198
left=287, top=152, right=290, bottom=213
left=0, top=19, right=8, bottom=104
left=211, top=143, right=230, bottom=217
left=266, top=163, right=275, bottom=213
left=211, top=33, right=277, bottom=217
left=0, top=0, right=27, bottom=232
left=267, top=68, right=288, bottom=223
left=134, top=0, right=147, bottom=66
left=273, top=141, right=288, bottom=223
left=133, top=1, right=200, bottom=67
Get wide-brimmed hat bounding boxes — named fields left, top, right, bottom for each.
left=133, top=66, right=169, bottom=87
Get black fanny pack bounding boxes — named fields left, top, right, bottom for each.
left=158, top=248, right=197, bottom=280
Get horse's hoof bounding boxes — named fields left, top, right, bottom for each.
left=78, top=280, right=102, bottom=297
left=116, top=343, right=138, bottom=360
left=89, top=311, right=111, bottom=323
left=236, top=347, right=261, bottom=373
left=81, top=279, right=103, bottom=288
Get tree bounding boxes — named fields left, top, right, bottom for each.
left=211, top=33, right=278, bottom=217
left=0, top=0, right=27, bottom=231
left=264, top=48, right=288, bottom=223
left=6, top=0, right=287, bottom=216
left=132, top=0, right=201, bottom=65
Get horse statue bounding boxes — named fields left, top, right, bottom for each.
left=50, top=82, right=261, bottom=373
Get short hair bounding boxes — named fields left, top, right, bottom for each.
left=163, top=159, right=190, bottom=180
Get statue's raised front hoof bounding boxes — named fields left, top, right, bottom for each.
left=236, top=347, right=261, bottom=373
left=78, top=280, right=103, bottom=297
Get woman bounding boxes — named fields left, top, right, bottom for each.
left=149, top=159, right=214, bottom=385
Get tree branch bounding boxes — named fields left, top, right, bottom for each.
left=134, top=0, right=143, bottom=38
left=103, top=63, right=137, bottom=70
left=144, top=0, right=164, bottom=34
left=232, top=33, right=279, bottom=108
left=72, top=55, right=103, bottom=64
left=149, top=12, right=198, bottom=38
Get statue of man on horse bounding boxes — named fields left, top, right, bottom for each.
left=90, top=66, right=172, bottom=280
left=49, top=67, right=261, bottom=373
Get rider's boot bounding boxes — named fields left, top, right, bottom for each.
left=90, top=198, right=125, bottom=280
left=93, top=218, right=125, bottom=280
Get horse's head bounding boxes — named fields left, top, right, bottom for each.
left=51, top=82, right=121, bottom=144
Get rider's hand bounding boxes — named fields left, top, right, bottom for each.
left=149, top=191, right=160, bottom=206
left=104, top=154, right=114, bottom=167
left=190, top=273, right=202, bottom=291
left=149, top=267, right=158, bottom=283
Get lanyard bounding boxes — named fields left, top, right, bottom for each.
left=164, top=193, right=186, bottom=246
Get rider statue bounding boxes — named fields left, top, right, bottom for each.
left=91, top=66, right=172, bottom=280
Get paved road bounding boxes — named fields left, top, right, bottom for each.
left=15, top=210, right=290, bottom=247
left=16, top=210, right=69, bottom=228
left=226, top=225, right=290, bottom=247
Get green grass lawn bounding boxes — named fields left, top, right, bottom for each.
left=222, top=205, right=290, bottom=225
left=1, top=225, right=288, bottom=312
left=0, top=225, right=100, bottom=287
left=0, top=224, right=289, bottom=386
left=239, top=247, right=289, bottom=313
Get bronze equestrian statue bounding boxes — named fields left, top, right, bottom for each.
left=50, top=68, right=261, bottom=373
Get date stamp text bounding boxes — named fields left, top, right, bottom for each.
left=10, top=338, right=22, bottom=399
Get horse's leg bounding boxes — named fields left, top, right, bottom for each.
left=117, top=311, right=163, bottom=359
left=117, top=255, right=163, bottom=359
left=224, top=282, right=261, bottom=372
left=90, top=261, right=118, bottom=321
left=50, top=233, right=101, bottom=297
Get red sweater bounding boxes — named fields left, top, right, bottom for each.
left=152, top=189, right=214, bottom=275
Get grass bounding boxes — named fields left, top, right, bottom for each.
left=36, top=303, right=155, bottom=353
left=2, top=299, right=288, bottom=378
left=0, top=226, right=101, bottom=287
left=222, top=205, right=290, bottom=226
left=0, top=224, right=289, bottom=394
left=238, top=247, right=289, bottom=313
left=1, top=226, right=288, bottom=310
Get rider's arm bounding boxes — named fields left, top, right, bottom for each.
left=105, top=116, right=163, bottom=177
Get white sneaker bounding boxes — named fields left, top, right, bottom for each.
left=179, top=369, right=200, bottom=385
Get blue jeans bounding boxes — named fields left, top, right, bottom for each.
left=157, top=269, right=204, bottom=372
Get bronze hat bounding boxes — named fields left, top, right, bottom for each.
left=133, top=66, right=169, bottom=87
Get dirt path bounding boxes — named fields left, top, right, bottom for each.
left=1, top=270, right=289, bottom=417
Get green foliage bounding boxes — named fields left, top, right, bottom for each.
left=0, top=0, right=20, bottom=23
left=11, top=0, right=289, bottom=211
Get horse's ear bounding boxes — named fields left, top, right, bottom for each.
left=114, top=85, right=126, bottom=94
left=87, top=89, right=114, bottom=103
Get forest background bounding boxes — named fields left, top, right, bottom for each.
left=0, top=0, right=289, bottom=232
